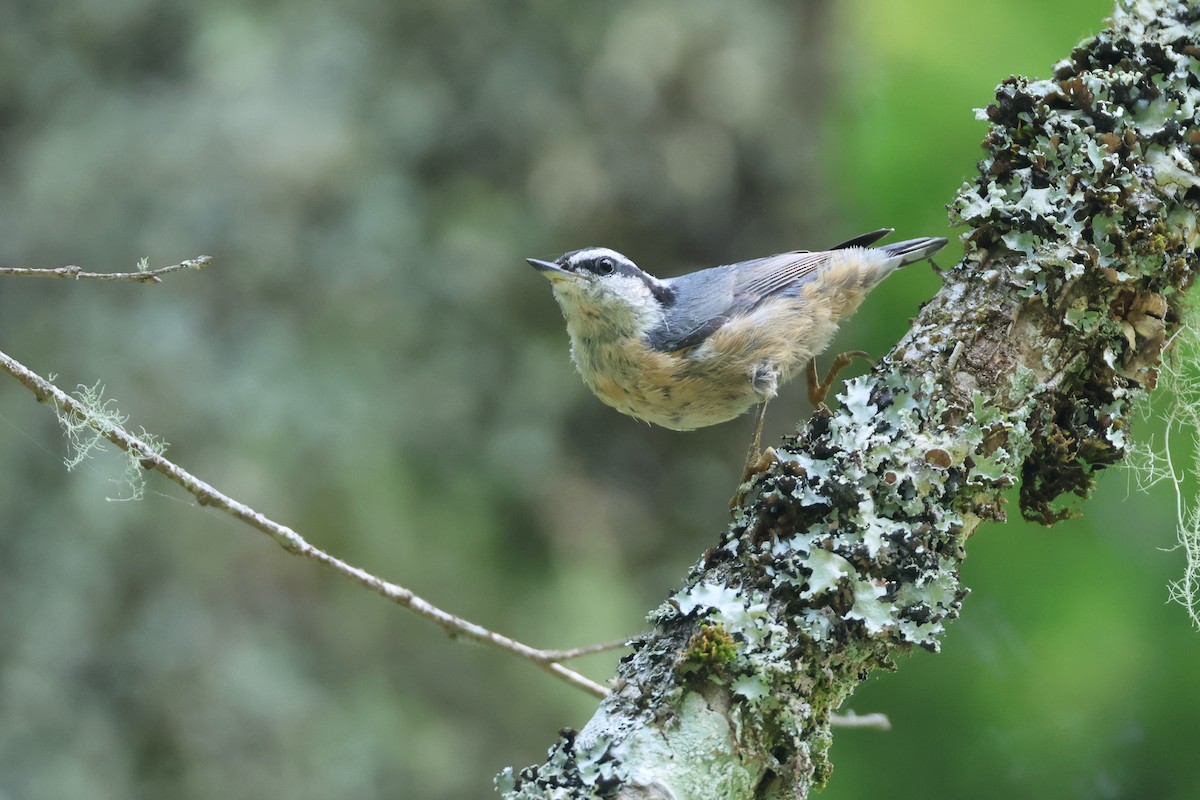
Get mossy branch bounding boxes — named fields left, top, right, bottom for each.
left=502, top=2, right=1200, bottom=797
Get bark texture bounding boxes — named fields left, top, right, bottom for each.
left=500, top=2, right=1200, bottom=796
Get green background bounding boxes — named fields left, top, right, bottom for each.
left=1, top=1, right=1196, bottom=798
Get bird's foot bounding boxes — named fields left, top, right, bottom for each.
left=805, top=351, right=874, bottom=408
left=731, top=446, right=779, bottom=511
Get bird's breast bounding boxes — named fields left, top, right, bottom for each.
left=569, top=332, right=769, bottom=430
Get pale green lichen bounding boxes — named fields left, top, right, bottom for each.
left=845, top=580, right=892, bottom=634
left=1127, top=303, right=1200, bottom=628
left=55, top=381, right=168, bottom=501
left=799, top=549, right=852, bottom=599
left=615, top=692, right=762, bottom=796
left=674, top=582, right=746, bottom=619
left=719, top=367, right=980, bottom=663
left=58, top=381, right=124, bottom=471
left=110, top=427, right=168, bottom=502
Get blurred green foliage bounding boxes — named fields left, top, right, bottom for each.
left=0, top=0, right=1196, bottom=798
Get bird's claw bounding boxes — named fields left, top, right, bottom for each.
left=805, top=351, right=874, bottom=407
left=730, top=446, right=779, bottom=510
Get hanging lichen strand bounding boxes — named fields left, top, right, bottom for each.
left=501, top=2, right=1199, bottom=798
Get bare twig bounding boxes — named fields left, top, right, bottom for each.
left=0, top=255, right=212, bottom=283
left=0, top=347, right=609, bottom=699
left=537, top=638, right=635, bottom=662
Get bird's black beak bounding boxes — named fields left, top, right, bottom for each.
left=527, top=257, right=576, bottom=281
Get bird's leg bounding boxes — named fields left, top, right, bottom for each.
left=731, top=402, right=779, bottom=510
left=730, top=365, right=785, bottom=510
left=744, top=401, right=769, bottom=477
left=806, top=350, right=874, bottom=408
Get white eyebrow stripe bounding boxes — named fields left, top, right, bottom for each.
left=565, top=247, right=626, bottom=268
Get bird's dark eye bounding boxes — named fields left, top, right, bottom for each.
left=594, top=257, right=615, bottom=276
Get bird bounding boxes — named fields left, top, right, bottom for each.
left=528, top=228, right=947, bottom=474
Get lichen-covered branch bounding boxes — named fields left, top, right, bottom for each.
left=501, top=2, right=1200, bottom=797
left=0, top=348, right=610, bottom=699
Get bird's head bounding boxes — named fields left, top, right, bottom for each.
left=528, top=247, right=672, bottom=333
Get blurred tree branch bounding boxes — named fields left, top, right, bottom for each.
left=501, top=1, right=1200, bottom=797
left=0, top=347, right=612, bottom=698
left=0, top=255, right=212, bottom=283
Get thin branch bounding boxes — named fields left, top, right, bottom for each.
left=0, top=346, right=609, bottom=699
left=829, top=712, right=891, bottom=731
left=0, top=255, right=212, bottom=283
left=536, top=638, right=636, bottom=662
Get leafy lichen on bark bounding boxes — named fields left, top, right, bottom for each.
left=953, top=1, right=1200, bottom=523
left=500, top=2, right=1200, bottom=797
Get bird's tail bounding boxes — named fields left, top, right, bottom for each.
left=878, top=237, right=949, bottom=267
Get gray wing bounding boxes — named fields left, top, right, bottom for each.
left=730, top=250, right=837, bottom=298
left=643, top=250, right=834, bottom=352
left=644, top=229, right=894, bottom=352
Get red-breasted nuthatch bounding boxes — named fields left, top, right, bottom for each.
left=528, top=228, right=947, bottom=446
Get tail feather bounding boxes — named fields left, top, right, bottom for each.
left=878, top=236, right=949, bottom=267
left=830, top=228, right=894, bottom=251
